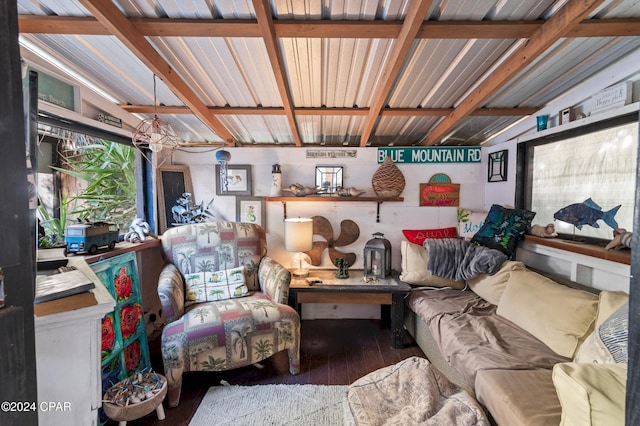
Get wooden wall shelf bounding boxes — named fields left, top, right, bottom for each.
left=523, top=235, right=630, bottom=265
left=265, top=196, right=404, bottom=222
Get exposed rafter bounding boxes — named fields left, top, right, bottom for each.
left=359, top=0, right=434, bottom=147
left=76, top=0, right=236, bottom=146
left=252, top=0, right=302, bottom=147
left=421, top=0, right=607, bottom=146
left=18, top=16, right=640, bottom=39
left=121, top=104, right=538, bottom=117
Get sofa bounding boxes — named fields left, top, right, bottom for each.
left=400, top=240, right=629, bottom=425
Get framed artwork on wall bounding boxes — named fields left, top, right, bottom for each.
left=236, top=196, right=265, bottom=229
left=216, top=164, right=252, bottom=196
left=487, top=150, right=508, bottom=182
left=157, top=164, right=193, bottom=233
left=559, top=107, right=573, bottom=125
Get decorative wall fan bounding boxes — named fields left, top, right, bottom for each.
left=305, top=216, right=360, bottom=267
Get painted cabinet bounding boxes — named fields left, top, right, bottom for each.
left=89, top=252, right=151, bottom=424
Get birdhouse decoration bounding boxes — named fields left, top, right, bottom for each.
left=364, top=232, right=392, bottom=279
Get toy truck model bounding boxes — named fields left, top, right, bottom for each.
left=65, top=221, right=120, bottom=255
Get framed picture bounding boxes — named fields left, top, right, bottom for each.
left=157, top=164, right=193, bottom=233
left=487, top=150, right=508, bottom=182
left=560, top=107, right=573, bottom=125
left=216, top=164, right=252, bottom=196
left=315, top=165, right=343, bottom=194
left=236, top=196, right=265, bottom=229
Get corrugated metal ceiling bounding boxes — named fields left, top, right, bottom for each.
left=15, top=0, right=640, bottom=147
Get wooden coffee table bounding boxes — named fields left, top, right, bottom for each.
left=288, top=269, right=411, bottom=348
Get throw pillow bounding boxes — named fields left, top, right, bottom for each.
left=457, top=208, right=488, bottom=240
left=399, top=241, right=466, bottom=289
left=574, top=293, right=629, bottom=364
left=467, top=260, right=526, bottom=305
left=497, top=269, right=599, bottom=358
left=184, top=266, right=248, bottom=306
left=552, top=362, right=626, bottom=426
left=402, top=227, right=457, bottom=245
left=598, top=302, right=628, bottom=363
left=471, top=204, right=536, bottom=258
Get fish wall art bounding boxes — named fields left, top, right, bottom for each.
left=553, top=198, right=621, bottom=230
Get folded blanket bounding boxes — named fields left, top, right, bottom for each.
left=424, top=238, right=507, bottom=281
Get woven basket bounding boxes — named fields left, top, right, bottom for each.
left=102, top=375, right=167, bottom=421
left=371, top=156, right=405, bottom=197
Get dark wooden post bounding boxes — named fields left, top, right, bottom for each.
left=0, top=2, right=38, bottom=425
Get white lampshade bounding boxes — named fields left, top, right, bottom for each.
left=284, top=218, right=313, bottom=278
left=284, top=218, right=313, bottom=252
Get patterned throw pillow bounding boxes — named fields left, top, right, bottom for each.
left=471, top=204, right=535, bottom=258
left=457, top=208, right=488, bottom=240
left=402, top=227, right=457, bottom=245
left=598, top=302, right=628, bottom=363
left=184, top=266, right=248, bottom=306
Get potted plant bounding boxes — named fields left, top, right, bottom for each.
left=37, top=195, right=73, bottom=249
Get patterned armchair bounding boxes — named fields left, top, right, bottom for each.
left=157, top=222, right=300, bottom=407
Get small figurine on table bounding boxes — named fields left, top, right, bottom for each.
left=335, top=258, right=349, bottom=279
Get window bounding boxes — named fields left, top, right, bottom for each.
left=36, top=129, right=137, bottom=247
left=522, top=115, right=637, bottom=242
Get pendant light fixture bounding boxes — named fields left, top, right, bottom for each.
left=132, top=74, right=179, bottom=166
left=215, top=147, right=232, bottom=193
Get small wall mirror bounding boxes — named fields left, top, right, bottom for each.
left=487, top=150, right=508, bottom=182
left=315, top=166, right=343, bottom=194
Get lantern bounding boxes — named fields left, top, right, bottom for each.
left=363, top=232, right=391, bottom=279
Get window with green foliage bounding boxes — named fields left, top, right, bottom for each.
left=37, top=133, right=136, bottom=247
left=522, top=114, right=637, bottom=242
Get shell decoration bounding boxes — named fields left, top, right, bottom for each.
left=371, top=156, right=405, bottom=197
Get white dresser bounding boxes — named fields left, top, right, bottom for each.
left=34, top=259, right=115, bottom=426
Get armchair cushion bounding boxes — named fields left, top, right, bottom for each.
left=184, top=266, right=248, bottom=306
left=158, top=264, right=185, bottom=324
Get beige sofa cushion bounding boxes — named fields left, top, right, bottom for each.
left=467, top=261, right=525, bottom=305
left=497, top=270, right=599, bottom=358
left=595, top=290, right=629, bottom=328
left=553, top=362, right=626, bottom=426
left=476, top=369, right=561, bottom=426
left=399, top=241, right=465, bottom=289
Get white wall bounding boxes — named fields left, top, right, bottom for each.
left=173, top=147, right=485, bottom=273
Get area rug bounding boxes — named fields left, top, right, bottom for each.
left=188, top=384, right=355, bottom=426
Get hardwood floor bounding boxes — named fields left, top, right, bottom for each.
left=121, top=319, right=425, bottom=426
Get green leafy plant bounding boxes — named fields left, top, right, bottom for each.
left=53, top=141, right=136, bottom=231
left=37, top=194, right=74, bottom=248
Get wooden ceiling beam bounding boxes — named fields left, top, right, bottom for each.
left=19, top=15, right=640, bottom=38
left=75, top=0, right=236, bottom=145
left=359, top=0, right=434, bottom=146
left=252, top=0, right=302, bottom=147
left=421, top=0, right=607, bottom=146
left=122, top=104, right=536, bottom=117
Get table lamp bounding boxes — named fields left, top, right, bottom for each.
left=284, top=218, right=314, bottom=277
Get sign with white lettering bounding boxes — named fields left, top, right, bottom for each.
left=377, top=147, right=481, bottom=164
left=29, top=68, right=77, bottom=111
